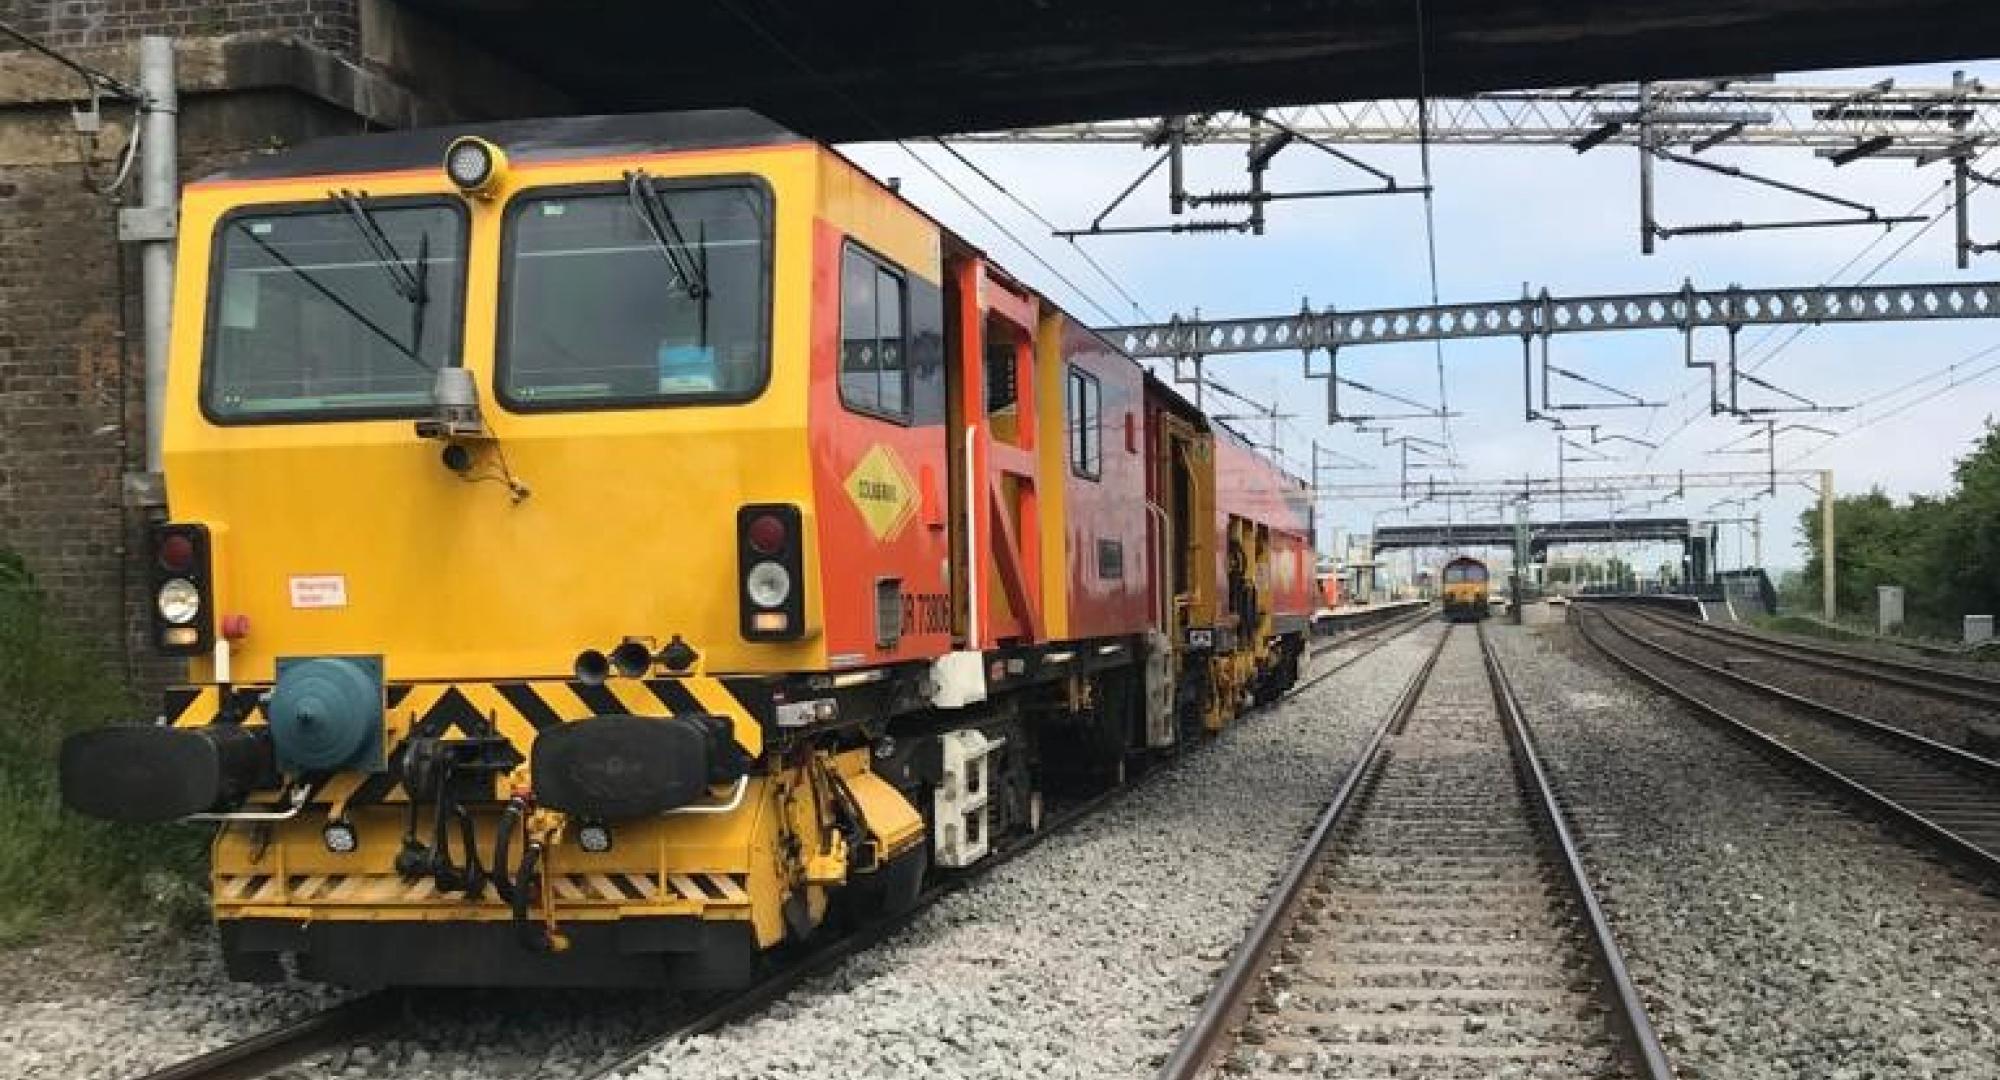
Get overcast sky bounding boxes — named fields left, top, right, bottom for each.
left=841, top=59, right=2000, bottom=577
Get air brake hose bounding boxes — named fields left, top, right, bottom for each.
left=512, top=840, right=549, bottom=951
left=452, top=803, right=487, bottom=899
left=426, top=763, right=464, bottom=892
left=490, top=797, right=528, bottom=905
left=422, top=761, right=489, bottom=899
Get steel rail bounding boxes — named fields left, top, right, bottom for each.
left=583, top=781, right=1132, bottom=1080
left=1478, top=623, right=1675, bottom=1080
left=131, top=618, right=1446, bottom=1080
left=128, top=993, right=402, bottom=1080
left=1604, top=608, right=2000, bottom=781
left=1154, top=625, right=1448, bottom=1080
left=591, top=615, right=1439, bottom=1079
left=1577, top=607, right=2000, bottom=880
left=1632, top=607, right=2000, bottom=706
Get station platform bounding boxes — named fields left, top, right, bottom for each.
left=1311, top=599, right=1430, bottom=635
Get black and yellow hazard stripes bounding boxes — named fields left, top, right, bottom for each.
left=165, top=675, right=767, bottom=763
left=214, top=867, right=752, bottom=914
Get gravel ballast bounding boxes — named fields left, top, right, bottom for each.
left=1619, top=609, right=1996, bottom=751
left=1491, top=621, right=2000, bottom=1080
left=1, top=625, right=1438, bottom=1080
left=620, top=626, right=1443, bottom=1080
left=0, top=930, right=342, bottom=1080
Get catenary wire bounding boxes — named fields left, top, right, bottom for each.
left=1782, top=338, right=2000, bottom=464
left=930, top=138, right=1156, bottom=321
left=709, top=0, right=1133, bottom=325
left=712, top=0, right=1353, bottom=478
left=928, top=136, right=1306, bottom=447
left=1642, top=145, right=1996, bottom=461
left=1411, top=0, right=1458, bottom=479
left=1643, top=182, right=1952, bottom=449
left=1643, top=140, right=1973, bottom=433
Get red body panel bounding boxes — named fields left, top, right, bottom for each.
left=806, top=221, right=955, bottom=667
left=1213, top=429, right=1315, bottom=625
left=804, top=201, right=1312, bottom=672
left=1058, top=321, right=1151, bottom=640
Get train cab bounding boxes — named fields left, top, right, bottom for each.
left=1441, top=556, right=1492, bottom=622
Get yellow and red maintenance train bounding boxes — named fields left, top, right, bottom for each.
left=60, top=111, right=1316, bottom=989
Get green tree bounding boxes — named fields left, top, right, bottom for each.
left=1798, top=420, right=2000, bottom=633
left=1929, top=422, right=2000, bottom=620
left=1799, top=488, right=1912, bottom=617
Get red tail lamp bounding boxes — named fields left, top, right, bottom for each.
left=158, top=533, right=196, bottom=573
left=746, top=512, right=788, bottom=556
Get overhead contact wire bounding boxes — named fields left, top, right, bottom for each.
left=1645, top=143, right=1998, bottom=462
left=710, top=0, right=1131, bottom=325
left=930, top=138, right=1157, bottom=322
left=1412, top=0, right=1458, bottom=478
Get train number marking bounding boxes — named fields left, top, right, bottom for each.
left=900, top=592, right=952, bottom=636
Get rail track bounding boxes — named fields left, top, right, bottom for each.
left=1158, top=623, right=1671, bottom=1080
left=1621, top=605, right=2000, bottom=712
left=129, top=614, right=1439, bottom=1080
left=1579, top=604, right=2000, bottom=880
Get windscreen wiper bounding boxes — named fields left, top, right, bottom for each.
left=334, top=189, right=432, bottom=358
left=231, top=221, right=435, bottom=371
left=623, top=169, right=710, bottom=300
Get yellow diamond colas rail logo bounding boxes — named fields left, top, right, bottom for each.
left=844, top=445, right=918, bottom=542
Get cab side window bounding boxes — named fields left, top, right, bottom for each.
left=840, top=245, right=908, bottom=420
left=1067, top=365, right=1102, bottom=480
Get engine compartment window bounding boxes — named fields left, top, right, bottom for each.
left=839, top=245, right=908, bottom=419
left=501, top=181, right=770, bottom=409
left=204, top=200, right=465, bottom=421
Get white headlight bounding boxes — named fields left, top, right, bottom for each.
left=157, top=578, right=201, bottom=625
left=745, top=561, right=792, bottom=609
left=446, top=139, right=493, bottom=189
left=322, top=821, right=358, bottom=854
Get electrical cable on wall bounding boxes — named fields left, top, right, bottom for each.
left=0, top=18, right=145, bottom=198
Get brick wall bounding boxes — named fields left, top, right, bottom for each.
left=0, top=1, right=373, bottom=673
left=0, top=156, right=127, bottom=630
left=0, top=131, right=322, bottom=674
left=0, top=4, right=558, bottom=675
left=0, top=0, right=359, bottom=57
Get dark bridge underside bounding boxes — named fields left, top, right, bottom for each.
left=398, top=0, right=2000, bottom=137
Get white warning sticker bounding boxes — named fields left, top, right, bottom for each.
left=289, top=574, right=348, bottom=609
